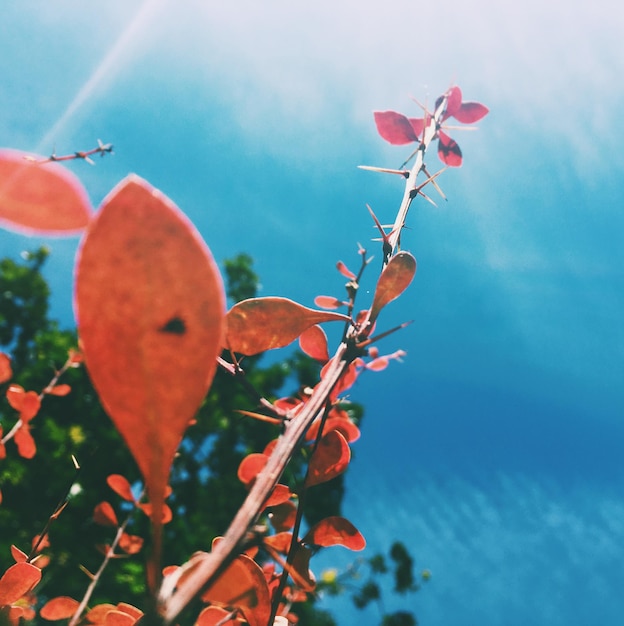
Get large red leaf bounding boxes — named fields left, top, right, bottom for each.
left=74, top=175, right=225, bottom=526
left=0, top=149, right=92, bottom=235
left=304, top=516, right=366, bottom=551
left=225, top=297, right=348, bottom=356
left=0, top=562, right=41, bottom=606
left=305, top=430, right=351, bottom=487
left=369, top=251, right=416, bottom=324
left=200, top=555, right=271, bottom=626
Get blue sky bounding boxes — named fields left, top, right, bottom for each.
left=2, top=1, right=624, bottom=624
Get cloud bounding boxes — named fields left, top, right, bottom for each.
left=319, top=471, right=624, bottom=625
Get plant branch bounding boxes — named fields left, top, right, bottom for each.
left=161, top=340, right=359, bottom=623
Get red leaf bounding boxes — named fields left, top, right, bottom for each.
left=263, top=484, right=292, bottom=508
left=453, top=101, right=489, bottom=123
left=306, top=416, right=360, bottom=444
left=289, top=545, right=315, bottom=592
left=314, top=295, right=344, bottom=310
left=237, top=453, right=268, bottom=486
left=74, top=175, right=225, bottom=526
left=18, top=392, right=41, bottom=422
left=373, top=111, right=420, bottom=145
left=304, top=516, right=366, bottom=551
left=225, top=297, right=348, bottom=356
left=0, top=149, right=92, bottom=235
left=10, top=546, right=28, bottom=563
left=40, top=596, right=80, bottom=620
left=14, top=425, right=36, bottom=459
left=118, top=533, right=144, bottom=555
left=85, top=604, right=116, bottom=623
left=0, top=562, right=41, bottom=606
left=408, top=117, right=425, bottom=138
left=369, top=251, right=416, bottom=324
left=106, top=475, right=135, bottom=502
left=196, top=606, right=238, bottom=626
left=44, top=384, right=71, bottom=397
left=268, top=501, right=297, bottom=532
left=103, top=611, right=135, bottom=626
left=336, top=261, right=356, bottom=280
left=0, top=353, right=11, bottom=384
left=298, top=325, right=329, bottom=362
left=305, top=430, right=350, bottom=487
left=115, top=604, right=143, bottom=621
left=93, top=502, right=118, bottom=527
left=200, top=555, right=271, bottom=626
left=263, top=531, right=293, bottom=554
left=137, top=502, right=173, bottom=524
left=5, top=385, right=24, bottom=411
left=442, top=86, right=463, bottom=119
left=437, top=131, right=462, bottom=167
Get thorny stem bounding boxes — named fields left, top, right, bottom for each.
left=68, top=508, right=134, bottom=626
left=268, top=398, right=333, bottom=624
left=161, top=339, right=360, bottom=623
left=385, top=94, right=449, bottom=264
left=24, top=140, right=113, bottom=165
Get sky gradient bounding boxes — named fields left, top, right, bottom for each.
left=2, top=2, right=623, bottom=624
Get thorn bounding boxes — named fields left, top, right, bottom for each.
left=399, top=147, right=419, bottom=170
left=421, top=166, right=448, bottom=200
left=358, top=165, right=409, bottom=178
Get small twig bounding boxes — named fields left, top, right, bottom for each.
left=24, top=139, right=113, bottom=166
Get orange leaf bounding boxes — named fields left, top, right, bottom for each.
left=74, top=175, right=225, bottom=526
left=44, top=384, right=71, bottom=397
left=5, top=385, right=24, bottom=410
left=137, top=502, right=173, bottom=524
left=18, top=392, right=41, bottom=422
left=305, top=430, right=351, bottom=487
left=115, top=603, right=143, bottom=621
left=263, top=484, right=292, bottom=508
left=93, top=502, right=118, bottom=527
left=118, top=533, right=144, bottom=555
left=40, top=596, right=80, bottom=620
left=200, top=555, right=271, bottom=626
left=10, top=546, right=28, bottom=563
left=195, top=606, right=238, bottom=626
left=85, top=604, right=116, bottom=623
left=289, top=545, right=315, bottom=592
left=268, top=501, right=297, bottom=532
left=0, top=149, right=92, bottom=235
left=263, top=531, right=293, bottom=554
left=298, top=325, right=329, bottom=362
left=14, top=425, right=36, bottom=459
left=369, top=251, right=416, bottom=324
left=106, top=475, right=135, bottom=502
left=336, top=260, right=356, bottom=280
left=314, top=295, right=344, bottom=310
left=225, top=297, right=348, bottom=356
left=0, top=353, right=11, bottom=384
left=237, top=453, right=268, bottom=486
left=304, top=516, right=366, bottom=551
left=104, top=610, right=136, bottom=626
left=0, top=562, right=41, bottom=606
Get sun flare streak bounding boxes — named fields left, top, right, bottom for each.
left=36, top=0, right=165, bottom=154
